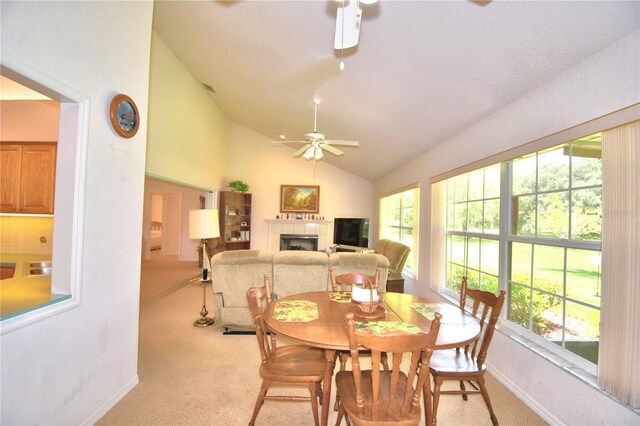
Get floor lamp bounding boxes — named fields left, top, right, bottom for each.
left=189, top=208, right=220, bottom=327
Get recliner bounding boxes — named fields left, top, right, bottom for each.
left=374, top=239, right=410, bottom=276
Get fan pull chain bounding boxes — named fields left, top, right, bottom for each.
left=340, top=0, right=345, bottom=71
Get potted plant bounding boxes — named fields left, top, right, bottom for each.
left=228, top=180, right=249, bottom=193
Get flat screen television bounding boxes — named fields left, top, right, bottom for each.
left=333, top=218, right=370, bottom=248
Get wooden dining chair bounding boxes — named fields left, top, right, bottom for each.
left=429, top=277, right=506, bottom=426
left=330, top=267, right=381, bottom=292
left=246, top=275, right=325, bottom=426
left=330, top=267, right=389, bottom=371
left=335, top=311, right=442, bottom=426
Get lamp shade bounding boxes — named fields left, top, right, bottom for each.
left=189, top=209, right=220, bottom=240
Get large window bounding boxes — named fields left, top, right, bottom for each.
left=443, top=134, right=602, bottom=366
left=445, top=164, right=501, bottom=294
left=379, top=187, right=419, bottom=277
left=508, top=136, right=602, bottom=364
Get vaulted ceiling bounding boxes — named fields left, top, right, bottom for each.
left=153, top=1, right=639, bottom=181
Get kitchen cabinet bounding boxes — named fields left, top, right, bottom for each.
left=219, top=191, right=251, bottom=250
left=0, top=142, right=56, bottom=214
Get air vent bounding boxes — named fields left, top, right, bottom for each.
left=202, top=83, right=216, bottom=93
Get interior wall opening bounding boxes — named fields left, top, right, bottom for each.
left=0, top=58, right=88, bottom=333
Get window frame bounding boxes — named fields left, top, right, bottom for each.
left=0, top=55, right=88, bottom=334
left=441, top=138, right=603, bottom=374
left=379, top=186, right=420, bottom=278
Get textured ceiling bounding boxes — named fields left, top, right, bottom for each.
left=153, top=1, right=639, bottom=182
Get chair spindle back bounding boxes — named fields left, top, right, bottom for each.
left=247, top=275, right=275, bottom=365
left=330, top=267, right=380, bottom=292
left=459, top=277, right=506, bottom=366
left=345, top=311, right=441, bottom=421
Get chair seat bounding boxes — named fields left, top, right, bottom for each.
left=335, top=370, right=421, bottom=426
left=430, top=349, right=487, bottom=376
left=261, top=345, right=326, bottom=381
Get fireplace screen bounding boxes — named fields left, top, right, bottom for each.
left=280, top=234, right=319, bottom=251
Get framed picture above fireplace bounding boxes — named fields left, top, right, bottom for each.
left=280, top=185, right=320, bottom=213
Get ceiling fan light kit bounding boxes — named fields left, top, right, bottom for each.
left=271, top=99, right=359, bottom=160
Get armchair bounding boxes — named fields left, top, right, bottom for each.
left=374, top=239, right=410, bottom=276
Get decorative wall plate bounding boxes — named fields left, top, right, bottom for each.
left=109, top=94, right=139, bottom=138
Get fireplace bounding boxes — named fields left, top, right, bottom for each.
left=280, top=234, right=319, bottom=251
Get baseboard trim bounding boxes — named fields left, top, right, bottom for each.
left=486, top=362, right=563, bottom=426
left=82, top=375, right=139, bottom=425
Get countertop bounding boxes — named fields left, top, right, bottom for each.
left=0, top=253, right=69, bottom=321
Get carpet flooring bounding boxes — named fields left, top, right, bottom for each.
left=139, top=252, right=200, bottom=304
left=98, top=261, right=547, bottom=426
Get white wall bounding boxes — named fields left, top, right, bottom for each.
left=227, top=123, right=375, bottom=251
left=0, top=2, right=153, bottom=424
left=374, top=31, right=640, bottom=424
left=0, top=100, right=59, bottom=141
left=150, top=194, right=163, bottom=223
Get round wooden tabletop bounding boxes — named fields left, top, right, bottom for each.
left=264, top=291, right=480, bottom=350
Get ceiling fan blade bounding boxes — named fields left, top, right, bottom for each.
left=320, top=144, right=344, bottom=156
left=334, top=0, right=361, bottom=50
left=324, top=140, right=359, bottom=147
left=293, top=145, right=311, bottom=157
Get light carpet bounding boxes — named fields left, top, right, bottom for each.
left=139, top=252, right=200, bottom=303
left=98, top=272, right=547, bottom=425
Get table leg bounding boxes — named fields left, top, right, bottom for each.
left=321, top=349, right=336, bottom=426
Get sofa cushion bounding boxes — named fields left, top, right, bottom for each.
left=273, top=251, right=330, bottom=297
left=210, top=250, right=273, bottom=307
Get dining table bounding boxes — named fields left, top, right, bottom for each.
left=263, top=290, right=481, bottom=426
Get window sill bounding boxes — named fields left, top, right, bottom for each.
left=497, top=325, right=640, bottom=414
left=437, top=289, right=639, bottom=414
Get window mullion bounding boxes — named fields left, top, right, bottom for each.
left=498, top=162, right=511, bottom=319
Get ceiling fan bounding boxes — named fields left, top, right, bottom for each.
left=272, top=99, right=359, bottom=160
left=334, top=0, right=378, bottom=51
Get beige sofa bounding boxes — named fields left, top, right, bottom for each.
left=210, top=250, right=389, bottom=330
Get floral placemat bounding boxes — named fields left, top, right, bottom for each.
left=354, top=320, right=422, bottom=335
left=411, top=303, right=441, bottom=321
left=273, top=300, right=319, bottom=322
left=329, top=291, right=352, bottom=303
left=410, top=303, right=473, bottom=324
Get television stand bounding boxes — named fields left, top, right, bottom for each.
left=335, top=244, right=374, bottom=253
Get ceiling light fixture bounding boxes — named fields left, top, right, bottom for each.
left=279, top=134, right=286, bottom=139
left=303, top=146, right=315, bottom=160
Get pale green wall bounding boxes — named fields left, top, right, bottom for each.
left=146, top=31, right=228, bottom=190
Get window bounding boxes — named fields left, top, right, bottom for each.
left=508, top=135, right=602, bottom=364
left=379, top=187, right=419, bottom=277
left=445, top=164, right=501, bottom=295
left=442, top=134, right=602, bottom=366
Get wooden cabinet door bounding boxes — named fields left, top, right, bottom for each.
left=20, top=144, right=56, bottom=214
left=0, top=144, right=23, bottom=213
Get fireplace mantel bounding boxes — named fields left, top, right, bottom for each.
left=266, top=219, right=331, bottom=251
left=265, top=219, right=331, bottom=225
